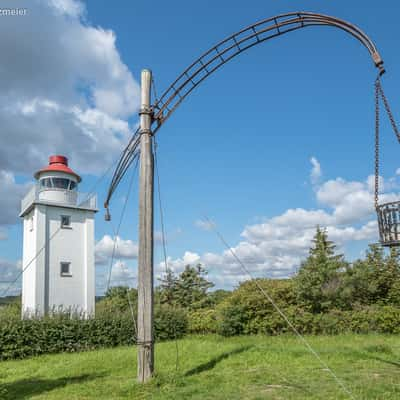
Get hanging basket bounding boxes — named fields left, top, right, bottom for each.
left=376, top=201, right=400, bottom=246
left=373, top=78, right=400, bottom=247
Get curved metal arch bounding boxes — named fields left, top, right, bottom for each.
left=105, top=11, right=385, bottom=208
left=152, top=11, right=384, bottom=132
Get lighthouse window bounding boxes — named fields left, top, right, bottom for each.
left=40, top=178, right=53, bottom=188
left=52, top=178, right=70, bottom=189
left=60, top=215, right=71, bottom=228
left=60, top=262, right=71, bottom=277
left=40, top=178, right=76, bottom=191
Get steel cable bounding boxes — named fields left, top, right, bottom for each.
left=203, top=216, right=356, bottom=400
left=154, top=138, right=180, bottom=372
left=105, top=156, right=139, bottom=293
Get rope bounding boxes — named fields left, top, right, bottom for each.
left=154, top=141, right=169, bottom=275
left=105, top=156, right=139, bottom=293
left=105, top=131, right=141, bottom=211
left=151, top=75, right=160, bottom=107
left=202, top=216, right=356, bottom=400
left=154, top=138, right=180, bottom=372
left=126, top=287, right=138, bottom=338
left=103, top=160, right=139, bottom=345
left=0, top=227, right=62, bottom=298
left=78, top=155, right=119, bottom=208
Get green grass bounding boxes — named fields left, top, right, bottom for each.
left=1, top=335, right=400, bottom=399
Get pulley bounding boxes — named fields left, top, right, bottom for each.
left=104, top=205, right=111, bottom=221
left=374, top=77, right=400, bottom=246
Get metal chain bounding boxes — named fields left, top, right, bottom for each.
left=374, top=77, right=400, bottom=209
left=375, top=78, right=380, bottom=209
left=377, top=79, right=400, bottom=143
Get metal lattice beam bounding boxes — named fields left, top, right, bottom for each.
left=152, top=12, right=384, bottom=133
left=105, top=11, right=385, bottom=208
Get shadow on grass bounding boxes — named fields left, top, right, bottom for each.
left=185, top=345, right=253, bottom=377
left=1, top=373, right=105, bottom=400
left=366, top=355, right=400, bottom=368
left=346, top=347, right=400, bottom=369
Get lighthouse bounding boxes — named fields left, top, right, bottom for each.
left=20, top=155, right=97, bottom=317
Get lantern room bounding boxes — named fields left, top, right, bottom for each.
left=34, top=155, right=81, bottom=206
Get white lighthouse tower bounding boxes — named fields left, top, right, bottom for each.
left=20, top=155, right=97, bottom=317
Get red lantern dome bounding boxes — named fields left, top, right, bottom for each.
left=34, top=155, right=81, bottom=182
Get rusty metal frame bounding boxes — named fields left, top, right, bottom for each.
left=105, top=11, right=385, bottom=208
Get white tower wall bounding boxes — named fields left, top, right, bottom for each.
left=20, top=155, right=97, bottom=318
left=22, top=208, right=38, bottom=312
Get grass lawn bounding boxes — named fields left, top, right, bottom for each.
left=1, top=334, right=400, bottom=399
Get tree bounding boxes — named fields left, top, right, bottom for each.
left=158, top=268, right=179, bottom=306
left=158, top=264, right=214, bottom=310
left=96, top=286, right=137, bottom=315
left=295, top=226, right=347, bottom=313
left=344, top=244, right=400, bottom=306
left=176, top=264, right=214, bottom=309
left=207, top=289, right=231, bottom=307
left=379, top=246, right=400, bottom=304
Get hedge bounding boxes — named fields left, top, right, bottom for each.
left=216, top=305, right=400, bottom=336
left=0, top=306, right=188, bottom=361
left=187, top=309, right=218, bottom=334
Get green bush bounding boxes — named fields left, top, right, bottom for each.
left=154, top=305, right=188, bottom=341
left=216, top=279, right=297, bottom=336
left=217, top=301, right=246, bottom=336
left=373, top=305, right=400, bottom=334
left=3, top=274, right=400, bottom=361
left=0, top=313, right=134, bottom=361
left=0, top=305, right=188, bottom=361
left=0, top=301, right=21, bottom=321
left=214, top=279, right=400, bottom=336
left=187, top=309, right=218, bottom=334
left=216, top=305, right=400, bottom=337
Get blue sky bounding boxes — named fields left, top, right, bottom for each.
left=1, top=0, right=400, bottom=294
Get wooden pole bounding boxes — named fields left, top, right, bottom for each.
left=137, top=69, right=154, bottom=383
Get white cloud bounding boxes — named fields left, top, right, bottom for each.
left=310, top=156, right=322, bottom=185
left=156, top=251, right=201, bottom=278
left=316, top=175, right=400, bottom=224
left=194, top=219, right=215, bottom=231
left=317, top=178, right=364, bottom=208
left=326, top=221, right=378, bottom=244
left=0, top=259, right=22, bottom=296
left=0, top=0, right=140, bottom=227
left=95, top=260, right=136, bottom=293
left=47, top=0, right=85, bottom=17
left=0, top=171, right=33, bottom=225
left=95, top=235, right=138, bottom=265
left=0, top=0, right=139, bottom=178
left=109, top=260, right=136, bottom=286
left=165, top=160, right=394, bottom=289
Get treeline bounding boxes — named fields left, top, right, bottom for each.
left=1, top=227, right=400, bottom=360
left=96, top=227, right=400, bottom=336
left=295, top=227, right=400, bottom=312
